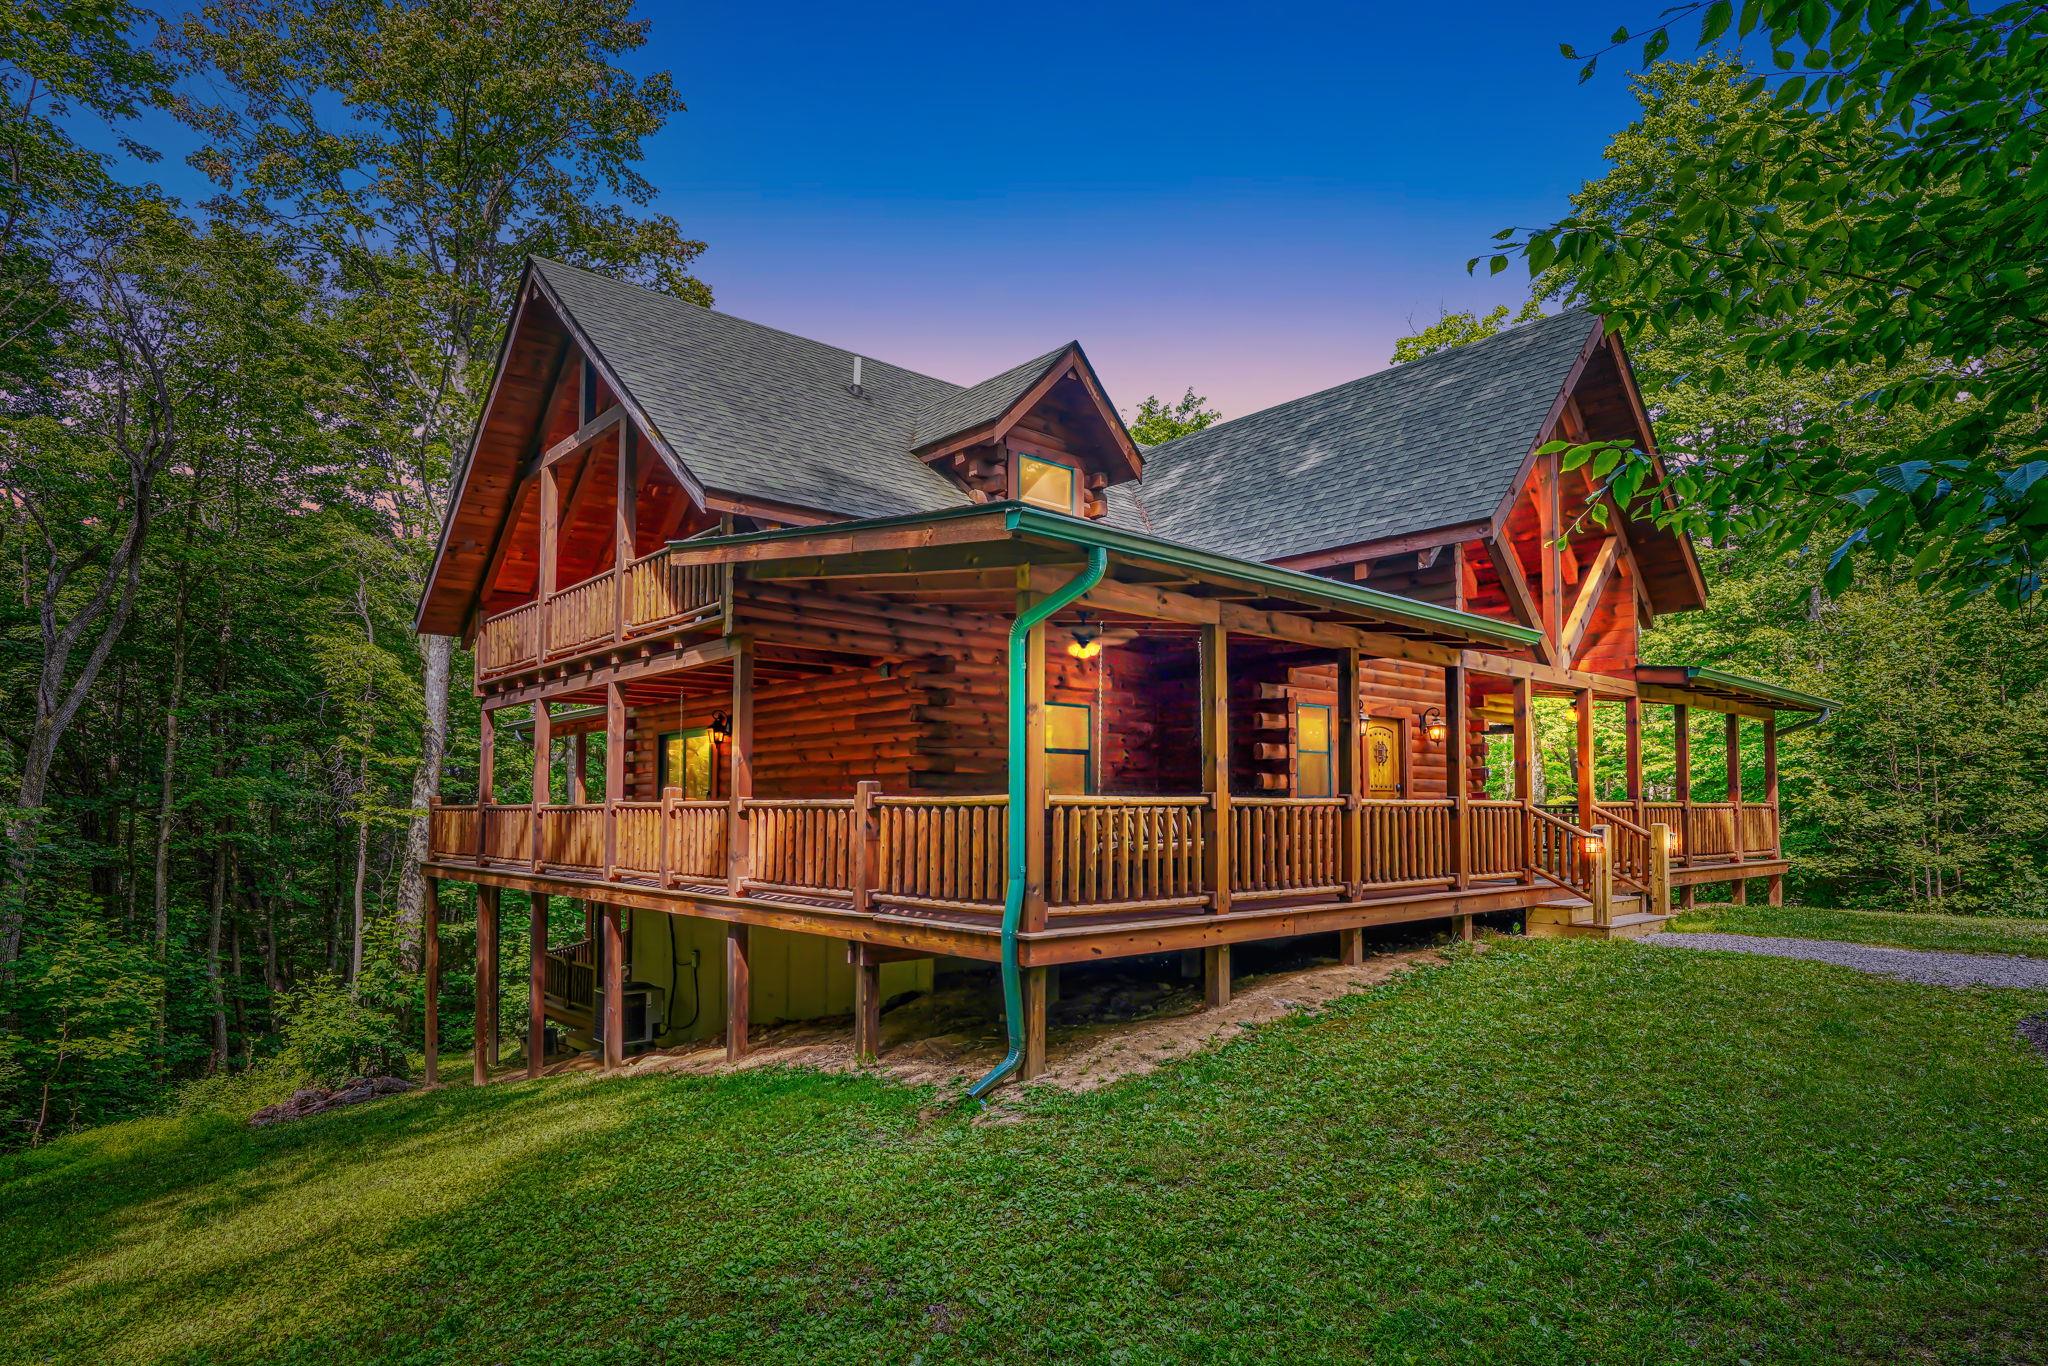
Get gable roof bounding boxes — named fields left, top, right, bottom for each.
left=910, top=344, right=1073, bottom=450
left=1102, top=308, right=1603, bottom=562
left=533, top=258, right=978, bottom=521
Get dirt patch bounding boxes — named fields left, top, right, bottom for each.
left=551, top=935, right=1463, bottom=1096
left=2020, top=1013, right=2048, bottom=1067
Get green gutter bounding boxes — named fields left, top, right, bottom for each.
left=672, top=501, right=1541, bottom=651
left=966, top=545, right=1108, bottom=1102
left=1642, top=664, right=1840, bottom=714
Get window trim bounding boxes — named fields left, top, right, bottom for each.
left=1017, top=451, right=1079, bottom=513
left=1296, top=700, right=1334, bottom=798
left=658, top=726, right=717, bottom=799
left=1045, top=700, right=1094, bottom=794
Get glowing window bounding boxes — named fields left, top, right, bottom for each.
left=659, top=727, right=715, bottom=799
left=1046, top=702, right=1092, bottom=794
left=1019, top=454, right=1077, bottom=512
left=1298, top=703, right=1333, bottom=798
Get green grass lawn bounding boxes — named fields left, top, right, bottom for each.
left=5, top=940, right=2046, bottom=1365
left=1673, top=901, right=2048, bottom=958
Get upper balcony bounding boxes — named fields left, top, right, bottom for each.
left=474, top=548, right=726, bottom=684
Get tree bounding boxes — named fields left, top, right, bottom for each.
left=1485, top=4, right=2048, bottom=604
left=177, top=0, right=711, bottom=964
left=1125, top=388, right=1221, bottom=446
left=1390, top=300, right=1543, bottom=364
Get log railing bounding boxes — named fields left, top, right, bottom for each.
left=1048, top=795, right=1208, bottom=913
left=667, top=799, right=730, bottom=884
left=478, top=600, right=543, bottom=676
left=1360, top=798, right=1456, bottom=889
left=542, top=944, right=595, bottom=1011
left=878, top=795, right=1007, bottom=911
left=745, top=798, right=854, bottom=897
left=428, top=803, right=481, bottom=861
left=482, top=804, right=534, bottom=864
left=1468, top=799, right=1524, bottom=879
left=1686, top=802, right=1740, bottom=860
left=538, top=804, right=605, bottom=872
left=1230, top=797, right=1344, bottom=897
left=1740, top=802, right=1779, bottom=857
left=1595, top=807, right=1654, bottom=895
left=545, top=571, right=618, bottom=657
left=1529, top=806, right=1611, bottom=924
left=625, top=550, right=723, bottom=633
left=612, top=802, right=664, bottom=878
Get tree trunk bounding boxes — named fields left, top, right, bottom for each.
left=207, top=844, right=230, bottom=1069
left=152, top=574, right=194, bottom=953
left=351, top=752, right=371, bottom=988
left=395, top=633, right=452, bottom=970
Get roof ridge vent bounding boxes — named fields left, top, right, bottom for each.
left=848, top=355, right=866, bottom=399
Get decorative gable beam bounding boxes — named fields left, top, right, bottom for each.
left=538, top=404, right=623, bottom=470
left=1482, top=536, right=1554, bottom=665
left=1560, top=534, right=1621, bottom=664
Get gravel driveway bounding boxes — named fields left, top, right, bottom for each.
left=1649, top=932, right=2048, bottom=991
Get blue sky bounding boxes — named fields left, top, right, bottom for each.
left=115, top=1, right=1659, bottom=419
left=640, top=0, right=1650, bottom=416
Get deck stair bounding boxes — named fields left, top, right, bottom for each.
left=1525, top=893, right=1672, bottom=941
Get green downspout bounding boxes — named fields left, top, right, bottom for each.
left=966, top=545, right=1108, bottom=1102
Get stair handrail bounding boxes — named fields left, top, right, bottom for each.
left=1592, top=808, right=1656, bottom=898
left=1527, top=806, right=1615, bottom=927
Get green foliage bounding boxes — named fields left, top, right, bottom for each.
left=2, top=944, right=2044, bottom=1361
left=272, top=975, right=409, bottom=1086
left=0, top=888, right=163, bottom=1146
left=1490, top=7, right=2048, bottom=604
left=1123, top=387, right=1221, bottom=446
left=1389, top=298, right=1543, bottom=363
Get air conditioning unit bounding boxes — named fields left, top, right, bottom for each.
left=593, top=983, right=665, bottom=1052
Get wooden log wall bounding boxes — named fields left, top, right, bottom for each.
left=1286, top=657, right=1456, bottom=798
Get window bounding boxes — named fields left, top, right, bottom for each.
left=1297, top=703, right=1334, bottom=798
left=659, top=727, right=715, bottom=798
left=1045, top=702, right=1093, bottom=795
left=1018, top=453, right=1077, bottom=512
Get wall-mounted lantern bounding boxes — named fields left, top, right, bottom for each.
left=1421, top=706, right=1448, bottom=744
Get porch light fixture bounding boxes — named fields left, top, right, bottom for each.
left=1421, top=706, right=1447, bottom=744
left=1582, top=834, right=1604, bottom=858
left=709, top=710, right=733, bottom=742
left=1067, top=612, right=1103, bottom=661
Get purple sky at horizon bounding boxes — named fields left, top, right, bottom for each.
left=637, top=0, right=1653, bottom=420
left=107, top=1, right=1668, bottom=422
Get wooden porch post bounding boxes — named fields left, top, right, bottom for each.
left=423, top=877, right=440, bottom=1086
left=530, top=702, right=552, bottom=873
left=1199, top=622, right=1232, bottom=1005
left=527, top=892, right=547, bottom=1079
left=614, top=425, right=637, bottom=642
left=1726, top=712, right=1747, bottom=903
left=851, top=944, right=884, bottom=1061
left=476, top=710, right=496, bottom=862
left=1674, top=703, right=1694, bottom=909
left=1511, top=675, right=1537, bottom=883
left=850, top=780, right=880, bottom=915
left=1445, top=663, right=1472, bottom=941
left=725, top=923, right=750, bottom=1062
left=1623, top=694, right=1643, bottom=813
left=1764, top=714, right=1783, bottom=904
left=1021, top=964, right=1050, bottom=1079
left=570, top=734, right=588, bottom=804
left=602, top=902, right=625, bottom=1070
left=1337, top=648, right=1364, bottom=963
left=604, top=682, right=626, bottom=881
left=538, top=461, right=560, bottom=642
left=474, top=884, right=499, bottom=1083
left=1574, top=687, right=1595, bottom=829
left=726, top=637, right=754, bottom=895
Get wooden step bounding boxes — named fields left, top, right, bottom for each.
left=1525, top=896, right=1670, bottom=940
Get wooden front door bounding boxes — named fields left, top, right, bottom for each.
left=1365, top=719, right=1404, bottom=798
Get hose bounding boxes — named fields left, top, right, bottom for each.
left=966, top=546, right=1108, bottom=1101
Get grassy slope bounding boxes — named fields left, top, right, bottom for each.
left=4, top=941, right=2045, bottom=1366
left=1673, top=902, right=2048, bottom=958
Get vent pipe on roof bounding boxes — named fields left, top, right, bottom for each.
left=848, top=355, right=865, bottom=399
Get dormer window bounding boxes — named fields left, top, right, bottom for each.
left=1019, top=453, right=1077, bottom=513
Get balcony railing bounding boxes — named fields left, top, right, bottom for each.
left=475, top=549, right=724, bottom=681
left=427, top=791, right=1778, bottom=925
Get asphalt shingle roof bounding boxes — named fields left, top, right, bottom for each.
left=909, top=345, right=1072, bottom=450
left=539, top=258, right=998, bottom=520
left=1103, top=308, right=1600, bottom=561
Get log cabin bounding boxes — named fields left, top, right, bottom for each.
left=416, top=258, right=1834, bottom=1092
